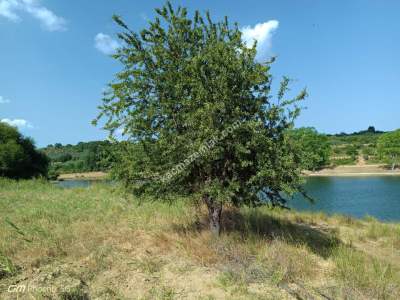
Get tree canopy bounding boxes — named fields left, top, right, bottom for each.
left=0, top=122, right=48, bottom=179
left=95, top=2, right=308, bottom=234
left=377, top=129, right=400, bottom=170
left=42, top=140, right=113, bottom=176
left=288, top=127, right=331, bottom=171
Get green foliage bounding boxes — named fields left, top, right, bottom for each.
left=0, top=251, right=17, bottom=279
left=42, top=141, right=114, bottom=174
left=327, top=127, right=385, bottom=165
left=47, top=168, right=60, bottom=181
left=0, top=122, right=48, bottom=179
left=53, top=153, right=73, bottom=163
left=329, top=127, right=384, bottom=146
left=377, top=129, right=400, bottom=170
left=288, top=127, right=331, bottom=170
left=94, top=2, right=307, bottom=210
left=344, top=144, right=359, bottom=158
left=331, top=158, right=356, bottom=166
left=362, top=146, right=375, bottom=157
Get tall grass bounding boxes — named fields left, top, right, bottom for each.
left=333, top=245, right=398, bottom=299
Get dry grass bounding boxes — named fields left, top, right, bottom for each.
left=0, top=179, right=400, bottom=299
left=332, top=245, right=398, bottom=299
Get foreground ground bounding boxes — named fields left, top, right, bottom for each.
left=1, top=180, right=399, bottom=299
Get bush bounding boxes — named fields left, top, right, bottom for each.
left=288, top=127, right=331, bottom=171
left=48, top=169, right=60, bottom=180
left=0, top=122, right=49, bottom=179
left=53, top=153, right=73, bottom=163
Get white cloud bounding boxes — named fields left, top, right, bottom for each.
left=0, top=0, right=20, bottom=21
left=94, top=33, right=120, bottom=55
left=0, top=96, right=10, bottom=104
left=1, top=118, right=33, bottom=129
left=23, top=0, right=66, bottom=31
left=0, top=0, right=66, bottom=31
left=241, top=20, right=279, bottom=59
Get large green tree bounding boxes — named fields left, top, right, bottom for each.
left=288, top=127, right=331, bottom=171
left=0, top=122, right=49, bottom=179
left=377, top=130, right=400, bottom=170
left=95, top=2, right=308, bottom=234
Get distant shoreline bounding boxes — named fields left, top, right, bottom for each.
left=306, top=164, right=400, bottom=177
left=57, top=166, right=400, bottom=181
left=308, top=172, right=400, bottom=177
left=58, top=171, right=107, bottom=181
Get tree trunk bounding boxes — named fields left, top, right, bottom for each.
left=392, top=162, right=396, bottom=171
left=203, top=194, right=222, bottom=236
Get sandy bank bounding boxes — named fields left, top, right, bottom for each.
left=58, top=171, right=107, bottom=180
left=307, top=164, right=400, bottom=177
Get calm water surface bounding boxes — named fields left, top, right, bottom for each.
left=57, top=177, right=400, bottom=222
left=292, top=176, right=400, bottom=222
left=56, top=180, right=99, bottom=189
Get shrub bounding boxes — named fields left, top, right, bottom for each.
left=0, top=122, right=48, bottom=179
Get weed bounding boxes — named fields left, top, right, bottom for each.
left=0, top=252, right=17, bottom=279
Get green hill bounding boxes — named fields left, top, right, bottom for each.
left=327, top=126, right=385, bottom=165
left=41, top=141, right=113, bottom=177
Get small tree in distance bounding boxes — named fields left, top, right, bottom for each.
left=0, top=122, right=49, bottom=179
left=288, top=127, right=331, bottom=171
left=377, top=130, right=400, bottom=170
left=95, top=2, right=308, bottom=235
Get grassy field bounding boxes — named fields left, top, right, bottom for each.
left=0, top=180, right=399, bottom=299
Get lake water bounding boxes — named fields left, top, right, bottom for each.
left=56, top=177, right=400, bottom=222
left=291, top=176, right=400, bottom=222
left=56, top=179, right=98, bottom=189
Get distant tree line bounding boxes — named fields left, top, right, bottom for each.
left=289, top=126, right=397, bottom=168
left=330, top=126, right=385, bottom=137
left=2, top=119, right=397, bottom=183
left=41, top=127, right=333, bottom=181
left=41, top=125, right=400, bottom=179
left=42, top=141, right=114, bottom=178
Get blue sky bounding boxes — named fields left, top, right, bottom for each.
left=0, top=0, right=399, bottom=147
